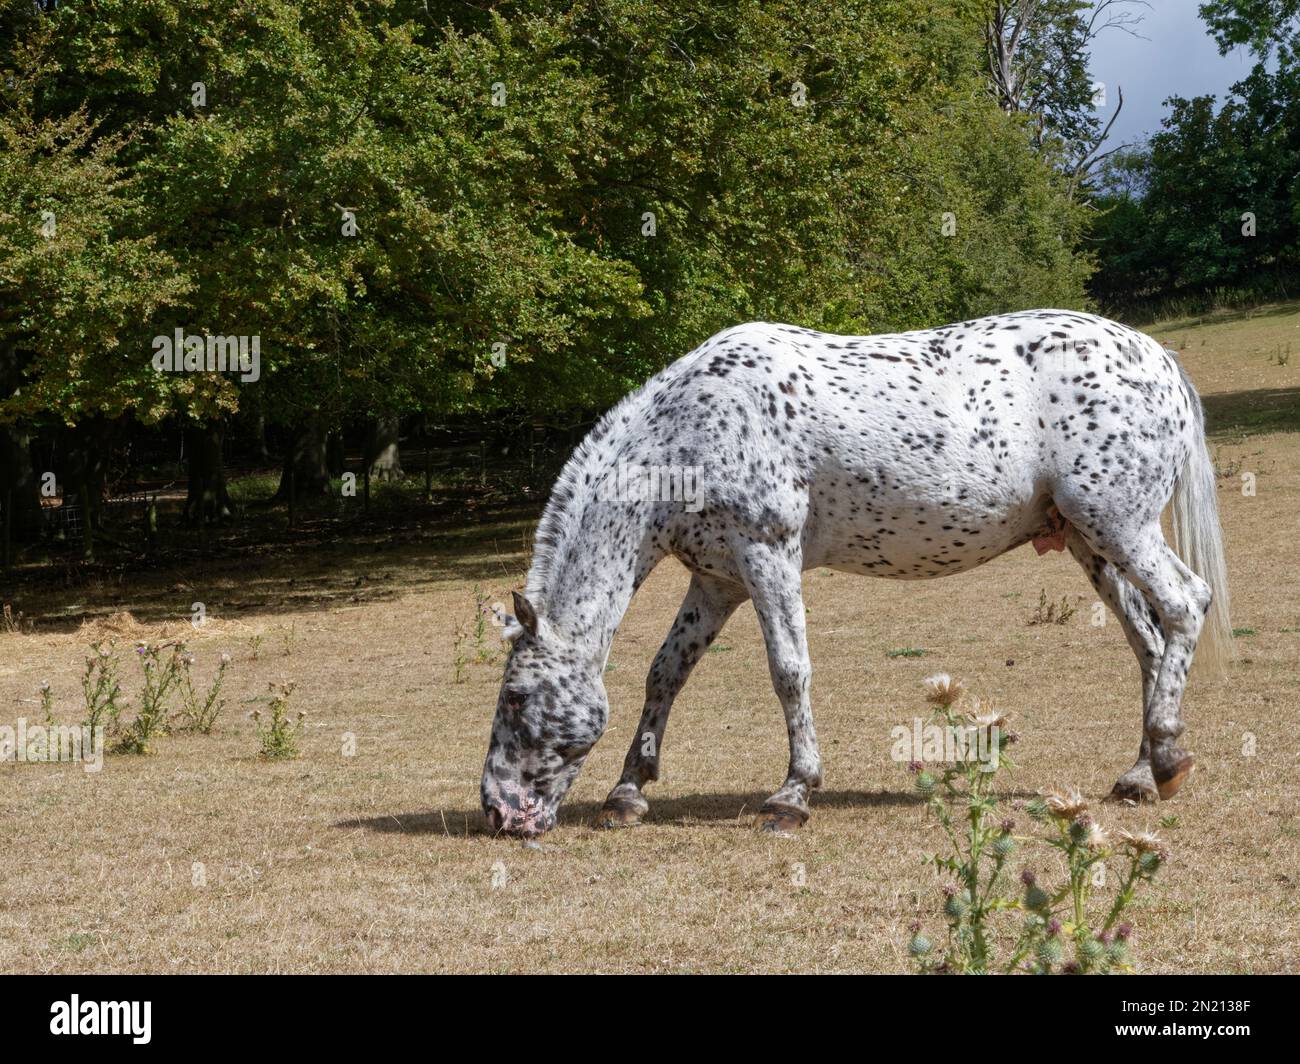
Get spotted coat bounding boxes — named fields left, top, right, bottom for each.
left=481, top=310, right=1232, bottom=836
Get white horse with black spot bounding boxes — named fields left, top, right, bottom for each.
left=480, top=310, right=1230, bottom=837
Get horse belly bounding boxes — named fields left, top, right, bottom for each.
left=805, top=461, right=1045, bottom=580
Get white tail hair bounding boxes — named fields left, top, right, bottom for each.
left=1170, top=368, right=1232, bottom=677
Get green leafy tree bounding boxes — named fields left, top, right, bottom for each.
left=0, top=15, right=188, bottom=539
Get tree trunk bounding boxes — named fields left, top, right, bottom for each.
left=248, top=409, right=271, bottom=464
left=365, top=416, right=403, bottom=481
left=0, top=422, right=42, bottom=541
left=326, top=430, right=346, bottom=479
left=61, top=420, right=109, bottom=556
left=0, top=342, right=42, bottom=542
left=275, top=420, right=332, bottom=499
left=67, top=420, right=109, bottom=519
left=182, top=421, right=234, bottom=525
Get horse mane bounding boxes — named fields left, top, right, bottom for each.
left=524, top=386, right=645, bottom=611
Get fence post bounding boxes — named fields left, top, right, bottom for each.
left=79, top=473, right=93, bottom=562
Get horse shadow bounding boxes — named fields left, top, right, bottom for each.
left=335, top=786, right=1039, bottom=838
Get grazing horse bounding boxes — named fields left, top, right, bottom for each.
left=480, top=310, right=1231, bottom=837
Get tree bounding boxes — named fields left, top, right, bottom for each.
left=981, top=1, right=1147, bottom=193
left=0, top=14, right=189, bottom=540
left=1087, top=61, right=1300, bottom=309
left=2, top=0, right=1097, bottom=535
left=1200, top=0, right=1300, bottom=58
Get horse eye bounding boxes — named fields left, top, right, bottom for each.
left=503, top=690, right=526, bottom=713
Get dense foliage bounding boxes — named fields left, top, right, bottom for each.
left=1088, top=3, right=1300, bottom=313
left=1, top=0, right=1091, bottom=444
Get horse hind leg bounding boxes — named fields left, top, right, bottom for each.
left=594, top=573, right=746, bottom=829
left=1066, top=529, right=1164, bottom=802
left=1063, top=519, right=1210, bottom=800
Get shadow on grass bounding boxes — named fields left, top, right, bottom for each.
left=1203, top=385, right=1300, bottom=437
left=339, top=787, right=1036, bottom=838
left=8, top=500, right=542, bottom=634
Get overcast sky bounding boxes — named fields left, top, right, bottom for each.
left=1087, top=0, right=1261, bottom=148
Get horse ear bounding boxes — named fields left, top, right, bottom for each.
left=511, top=591, right=539, bottom=638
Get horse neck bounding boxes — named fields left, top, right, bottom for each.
left=531, top=498, right=662, bottom=662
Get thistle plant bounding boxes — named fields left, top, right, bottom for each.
left=251, top=682, right=304, bottom=760
left=906, top=674, right=1167, bottom=975
left=175, top=651, right=231, bottom=734
left=115, top=640, right=185, bottom=754
left=471, top=585, right=498, bottom=663
left=81, top=640, right=125, bottom=739
left=38, top=680, right=55, bottom=725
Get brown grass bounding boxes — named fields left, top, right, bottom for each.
left=2, top=307, right=1299, bottom=973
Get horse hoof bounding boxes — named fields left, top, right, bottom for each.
left=1153, top=753, right=1194, bottom=800
left=593, top=795, right=647, bottom=830
left=755, top=802, right=809, bottom=834
left=1106, top=776, right=1159, bottom=804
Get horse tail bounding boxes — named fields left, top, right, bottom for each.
left=1170, top=361, right=1233, bottom=677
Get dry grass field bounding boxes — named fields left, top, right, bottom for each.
left=2, top=306, right=1299, bottom=974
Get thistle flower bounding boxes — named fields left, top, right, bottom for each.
left=1037, top=937, right=1064, bottom=966
left=220, top=652, right=231, bottom=665
left=1078, top=937, right=1105, bottom=966
left=1044, top=786, right=1089, bottom=821
left=39, top=680, right=50, bottom=691
left=1020, top=869, right=1036, bottom=886
left=992, top=832, right=1016, bottom=859
left=908, top=933, right=933, bottom=957
left=963, top=697, right=1006, bottom=730
left=1085, top=822, right=1110, bottom=849
left=923, top=673, right=963, bottom=707
left=1117, top=829, right=1167, bottom=860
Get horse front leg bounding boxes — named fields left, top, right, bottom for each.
left=594, top=574, right=746, bottom=829
left=736, top=539, right=821, bottom=833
